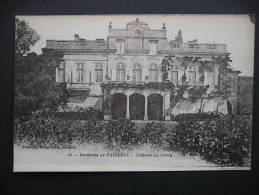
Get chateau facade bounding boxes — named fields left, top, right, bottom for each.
left=46, top=18, right=240, bottom=121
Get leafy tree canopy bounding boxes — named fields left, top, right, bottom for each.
left=15, top=19, right=66, bottom=118
left=15, top=18, right=40, bottom=56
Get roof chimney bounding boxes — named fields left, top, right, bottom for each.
left=162, top=23, right=166, bottom=29
left=74, top=34, right=79, bottom=40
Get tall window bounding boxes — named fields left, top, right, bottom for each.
left=171, top=65, right=179, bottom=85
left=57, top=62, right=65, bottom=82
left=188, top=66, right=196, bottom=85
left=149, top=64, right=159, bottom=82
left=76, top=63, right=84, bottom=82
left=116, top=63, right=126, bottom=81
left=188, top=71, right=196, bottom=85
left=95, top=63, right=103, bottom=82
left=132, top=64, right=142, bottom=82
left=171, top=71, right=178, bottom=85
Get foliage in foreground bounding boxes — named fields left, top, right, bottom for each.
left=14, top=110, right=165, bottom=149
left=172, top=112, right=224, bottom=121
left=14, top=109, right=252, bottom=166
left=170, top=114, right=252, bottom=166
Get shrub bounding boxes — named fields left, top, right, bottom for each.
left=14, top=108, right=105, bottom=148
left=173, top=120, right=204, bottom=155
left=14, top=109, right=74, bottom=148
left=57, top=107, right=102, bottom=120
left=103, top=118, right=138, bottom=149
left=172, top=112, right=223, bottom=121
left=170, top=114, right=252, bottom=166
left=140, top=122, right=167, bottom=147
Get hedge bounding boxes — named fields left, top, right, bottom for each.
left=172, top=112, right=223, bottom=121
left=170, top=114, right=252, bottom=166
left=14, top=108, right=252, bottom=167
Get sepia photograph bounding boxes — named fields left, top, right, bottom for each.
left=14, top=14, right=254, bottom=171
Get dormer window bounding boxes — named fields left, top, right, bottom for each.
left=171, top=44, right=180, bottom=48
left=149, top=40, right=158, bottom=55
left=189, top=44, right=199, bottom=49
left=208, top=44, right=217, bottom=49
left=116, top=39, right=125, bottom=54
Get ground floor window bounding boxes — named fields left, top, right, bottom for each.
left=188, top=71, right=196, bottom=85
left=116, top=64, right=126, bottom=81
left=171, top=71, right=178, bottom=85
left=95, top=64, right=103, bottom=82
left=76, top=63, right=84, bottom=82
left=57, top=62, right=65, bottom=82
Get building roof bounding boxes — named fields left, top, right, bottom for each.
left=45, top=18, right=229, bottom=56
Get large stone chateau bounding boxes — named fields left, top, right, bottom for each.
left=45, top=18, right=241, bottom=121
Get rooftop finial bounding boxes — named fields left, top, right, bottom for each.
left=162, top=22, right=166, bottom=29
left=109, top=21, right=112, bottom=29
left=175, top=29, right=183, bottom=43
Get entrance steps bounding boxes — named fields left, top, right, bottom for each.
left=83, top=96, right=100, bottom=108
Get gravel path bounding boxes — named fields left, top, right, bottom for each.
left=14, top=144, right=248, bottom=172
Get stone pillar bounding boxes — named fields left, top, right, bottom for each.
left=103, top=88, right=111, bottom=120
left=164, top=91, right=171, bottom=121
left=162, top=92, right=165, bottom=119
left=144, top=95, right=148, bottom=120
left=55, top=67, right=59, bottom=82
left=126, top=95, right=130, bottom=119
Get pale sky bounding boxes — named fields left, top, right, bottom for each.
left=17, top=14, right=255, bottom=76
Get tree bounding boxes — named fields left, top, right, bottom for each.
left=161, top=55, right=174, bottom=82
left=15, top=18, right=39, bottom=55
left=180, top=56, right=193, bottom=84
left=15, top=49, right=67, bottom=117
left=15, top=18, right=67, bottom=117
left=211, top=56, right=232, bottom=90
left=198, top=59, right=212, bottom=83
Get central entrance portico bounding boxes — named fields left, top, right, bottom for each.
left=108, top=88, right=171, bottom=121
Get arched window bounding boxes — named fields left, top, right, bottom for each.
left=132, top=64, right=142, bottom=82
left=149, top=64, right=159, bottom=82
left=116, top=63, right=126, bottom=81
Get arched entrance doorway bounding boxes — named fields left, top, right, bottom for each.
left=129, top=93, right=145, bottom=120
left=111, top=93, right=126, bottom=119
left=148, top=94, right=163, bottom=120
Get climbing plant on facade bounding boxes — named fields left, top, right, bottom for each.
left=161, top=55, right=175, bottom=81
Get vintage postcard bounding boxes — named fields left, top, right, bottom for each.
left=14, top=14, right=254, bottom=171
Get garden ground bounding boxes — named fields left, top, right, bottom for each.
left=13, top=144, right=249, bottom=172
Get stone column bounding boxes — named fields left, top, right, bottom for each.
left=103, top=89, right=111, bottom=120
left=144, top=95, right=148, bottom=120
left=164, top=91, right=171, bottom=121
left=126, top=95, right=130, bottom=119
left=55, top=67, right=59, bottom=82
left=162, top=92, right=165, bottom=119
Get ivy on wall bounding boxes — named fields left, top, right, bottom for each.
left=101, top=81, right=175, bottom=91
